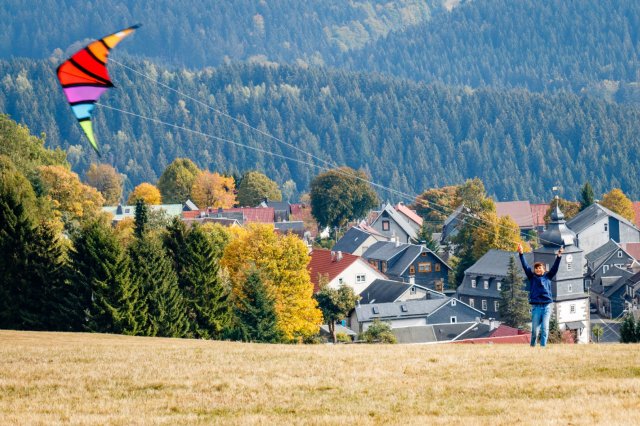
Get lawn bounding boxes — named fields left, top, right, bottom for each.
left=1, top=330, right=639, bottom=425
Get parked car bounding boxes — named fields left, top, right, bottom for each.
left=590, top=304, right=597, bottom=314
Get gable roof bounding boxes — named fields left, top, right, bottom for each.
left=495, top=201, right=534, bottom=228
left=604, top=271, right=634, bottom=298
left=355, top=299, right=449, bottom=323
left=358, top=279, right=438, bottom=304
left=222, top=207, right=275, bottom=223
left=386, top=244, right=424, bottom=276
left=395, top=203, right=423, bottom=227
left=586, top=239, right=620, bottom=268
left=333, top=226, right=376, bottom=254
left=464, top=249, right=532, bottom=277
left=371, top=203, right=417, bottom=237
left=363, top=240, right=410, bottom=262
left=567, top=203, right=640, bottom=234
left=530, top=203, right=550, bottom=227
left=307, top=249, right=362, bottom=292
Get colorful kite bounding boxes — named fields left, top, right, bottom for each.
left=56, top=25, right=140, bottom=156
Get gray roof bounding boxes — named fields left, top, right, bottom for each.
left=355, top=299, right=448, bottom=323
left=585, top=240, right=620, bottom=268
left=363, top=241, right=410, bottom=262
left=183, top=199, right=199, bottom=211
left=433, top=323, right=478, bottom=341
left=567, top=203, right=640, bottom=235
left=332, top=227, right=374, bottom=254
left=391, top=326, right=437, bottom=343
left=386, top=245, right=423, bottom=276
left=464, top=249, right=532, bottom=277
left=604, top=271, right=634, bottom=298
left=259, top=200, right=290, bottom=211
left=274, top=221, right=304, bottom=232
left=319, top=324, right=357, bottom=337
left=359, top=279, right=413, bottom=304
left=455, top=323, right=492, bottom=340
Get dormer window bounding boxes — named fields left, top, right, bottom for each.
left=483, top=280, right=489, bottom=290
left=400, top=305, right=408, bottom=312
left=410, top=286, right=417, bottom=294
left=496, top=282, right=502, bottom=291
left=382, top=220, right=390, bottom=231
left=471, top=279, right=477, bottom=288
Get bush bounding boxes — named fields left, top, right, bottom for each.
left=620, top=314, right=638, bottom=343
left=335, top=332, right=352, bottom=343
left=360, top=320, right=397, bottom=344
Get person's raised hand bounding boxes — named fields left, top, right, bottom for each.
left=517, top=242, right=523, bottom=254
left=557, top=246, right=564, bottom=257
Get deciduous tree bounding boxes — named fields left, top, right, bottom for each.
left=85, top=163, right=124, bottom=205
left=157, top=158, right=200, bottom=203
left=190, top=171, right=236, bottom=209
left=127, top=182, right=162, bottom=205
left=237, top=171, right=282, bottom=207
left=314, top=283, right=359, bottom=343
left=600, top=188, right=635, bottom=222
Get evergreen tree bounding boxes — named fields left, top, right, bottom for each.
left=619, top=314, right=637, bottom=343
left=130, top=234, right=189, bottom=337
left=499, top=256, right=530, bottom=329
left=165, top=220, right=232, bottom=339
left=414, top=221, right=440, bottom=252
left=70, top=219, right=145, bottom=334
left=134, top=198, right=148, bottom=239
left=579, top=182, right=595, bottom=211
left=233, top=269, right=282, bottom=343
left=547, top=316, right=563, bottom=344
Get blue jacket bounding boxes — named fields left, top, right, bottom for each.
left=519, top=253, right=561, bottom=305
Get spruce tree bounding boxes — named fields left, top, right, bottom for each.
left=233, top=269, right=282, bottom=343
left=499, top=256, right=530, bottom=329
left=579, top=182, right=595, bottom=211
left=130, top=234, right=189, bottom=337
left=620, top=314, right=637, bottom=343
left=134, top=198, right=148, bottom=239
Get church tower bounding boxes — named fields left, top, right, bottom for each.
left=536, top=204, right=590, bottom=343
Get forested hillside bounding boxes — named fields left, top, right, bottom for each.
left=3, top=58, right=640, bottom=201
left=343, top=0, right=640, bottom=99
left=0, top=0, right=436, bottom=67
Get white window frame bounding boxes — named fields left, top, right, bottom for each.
left=471, top=279, right=477, bottom=288
left=568, top=283, right=573, bottom=293
left=450, top=316, right=457, bottom=323
left=618, top=250, right=623, bottom=258
left=469, top=298, right=475, bottom=308
left=494, top=301, right=499, bottom=311
left=482, top=300, right=487, bottom=311
left=355, top=274, right=366, bottom=283
left=451, top=299, right=457, bottom=306
left=570, top=304, right=576, bottom=314
left=496, top=282, right=502, bottom=291
left=410, top=286, right=416, bottom=294
left=483, top=280, right=489, bottom=290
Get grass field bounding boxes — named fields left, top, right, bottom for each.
left=1, top=330, right=639, bottom=425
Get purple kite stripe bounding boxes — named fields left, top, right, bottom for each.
left=63, top=86, right=108, bottom=103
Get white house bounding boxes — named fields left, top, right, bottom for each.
left=307, top=248, right=387, bottom=295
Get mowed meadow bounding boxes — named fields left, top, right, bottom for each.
left=1, top=331, right=639, bottom=425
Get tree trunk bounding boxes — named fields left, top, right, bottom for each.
left=330, top=322, right=337, bottom=343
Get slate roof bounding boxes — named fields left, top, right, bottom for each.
left=307, top=249, right=362, bottom=292
left=363, top=241, right=410, bottom=262
left=452, top=323, right=492, bottom=340
left=464, top=249, right=532, bottom=277
left=586, top=240, right=620, bottom=270
left=495, top=201, right=535, bottom=229
left=567, top=203, right=640, bottom=235
left=372, top=203, right=417, bottom=237
left=183, top=199, right=199, bottom=211
left=274, top=221, right=304, bottom=233
left=259, top=200, right=290, bottom=212
left=333, top=227, right=375, bottom=254
left=386, top=245, right=424, bottom=276
left=355, top=299, right=449, bottom=323
left=359, top=279, right=413, bottom=304
left=604, top=271, right=634, bottom=298
left=103, top=203, right=185, bottom=221
left=391, top=325, right=437, bottom=343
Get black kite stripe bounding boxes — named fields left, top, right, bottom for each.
left=85, top=46, right=106, bottom=66
left=68, top=58, right=111, bottom=86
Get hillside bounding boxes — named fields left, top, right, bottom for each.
left=1, top=330, right=639, bottom=424
left=3, top=59, right=640, bottom=201
left=0, top=0, right=437, bottom=67
left=343, top=0, right=640, bottom=100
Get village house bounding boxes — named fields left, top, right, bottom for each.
left=307, top=248, right=387, bottom=294
left=358, top=278, right=446, bottom=305
left=362, top=241, right=451, bottom=291
left=332, top=224, right=388, bottom=256
left=369, top=202, right=420, bottom=243
left=102, top=199, right=199, bottom=224
left=495, top=201, right=535, bottom=232
left=566, top=203, right=640, bottom=255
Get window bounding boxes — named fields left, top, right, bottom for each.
left=471, top=279, right=477, bottom=288
left=603, top=265, right=609, bottom=273
left=496, top=282, right=502, bottom=291
left=356, top=274, right=366, bottom=283
left=372, top=306, right=379, bottom=314
left=546, top=264, right=550, bottom=271
left=567, top=261, right=573, bottom=271
left=435, top=263, right=441, bottom=272
left=451, top=299, right=457, bottom=306
left=421, top=252, right=427, bottom=257
left=570, top=304, right=576, bottom=314
left=618, top=250, right=623, bottom=258
left=382, top=261, right=387, bottom=273
left=494, top=301, right=500, bottom=311
left=409, top=265, right=415, bottom=274
left=418, top=262, right=431, bottom=272
left=124, top=208, right=130, bottom=214
left=400, top=304, right=408, bottom=312
left=469, top=298, right=475, bottom=308
left=410, top=286, right=417, bottom=294
left=604, top=223, right=608, bottom=232
left=450, top=316, right=457, bottom=323
left=483, top=280, right=489, bottom=290
left=482, top=300, right=487, bottom=311
left=568, top=283, right=573, bottom=293
left=338, top=278, right=343, bottom=285
left=382, top=220, right=390, bottom=231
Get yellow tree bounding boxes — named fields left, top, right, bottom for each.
left=85, top=163, right=124, bottom=205
left=600, top=188, right=635, bottom=222
left=191, top=171, right=236, bottom=209
left=472, top=212, right=528, bottom=260
left=221, top=224, right=322, bottom=341
left=38, top=165, right=104, bottom=225
left=127, top=183, right=162, bottom=205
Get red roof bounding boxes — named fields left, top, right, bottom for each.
left=620, top=242, right=640, bottom=261
left=307, top=248, right=360, bottom=292
left=633, top=202, right=640, bottom=228
left=495, top=201, right=534, bottom=228
left=290, top=203, right=304, bottom=216
left=395, top=203, right=423, bottom=227
left=489, top=324, right=528, bottom=338
left=223, top=207, right=275, bottom=223
left=181, top=210, right=201, bottom=219
left=530, top=203, right=550, bottom=227
left=455, top=333, right=531, bottom=344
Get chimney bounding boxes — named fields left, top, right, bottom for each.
left=489, top=318, right=497, bottom=330
left=409, top=275, right=415, bottom=285
left=336, top=251, right=343, bottom=261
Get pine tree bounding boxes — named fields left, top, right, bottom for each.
left=130, top=235, right=189, bottom=337
left=620, top=314, right=637, bottom=343
left=134, top=198, right=148, bottom=239
left=414, top=221, right=440, bottom=252
left=579, top=182, right=595, bottom=211
left=233, top=269, right=282, bottom=343
left=499, top=256, right=530, bottom=329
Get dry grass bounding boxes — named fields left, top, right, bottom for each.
left=1, top=331, right=639, bottom=425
